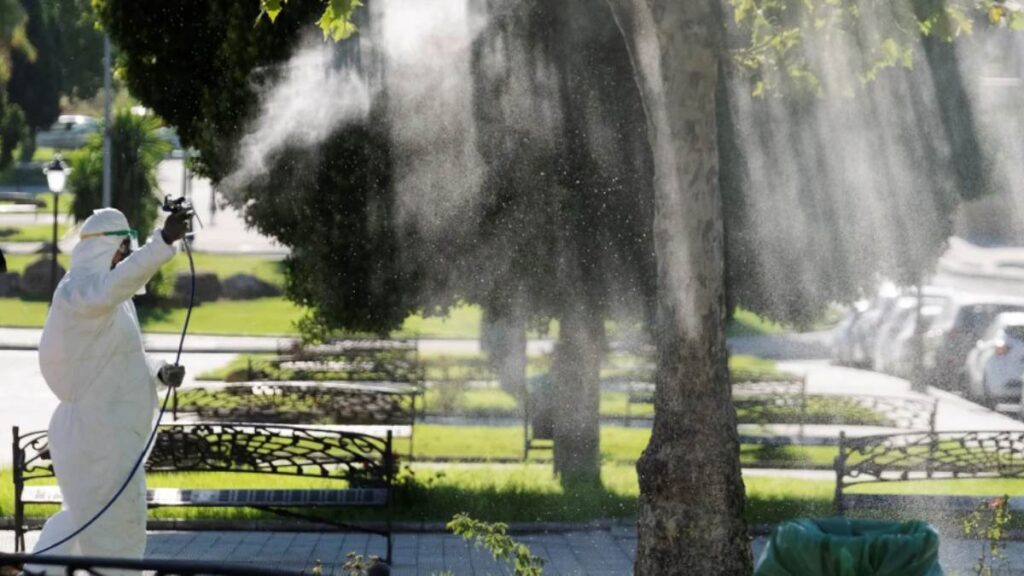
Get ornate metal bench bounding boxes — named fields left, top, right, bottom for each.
left=834, top=430, right=1024, bottom=518
left=171, top=381, right=420, bottom=452
left=12, top=423, right=395, bottom=561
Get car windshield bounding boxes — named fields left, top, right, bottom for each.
left=957, top=305, right=1024, bottom=339
left=1005, top=326, right=1024, bottom=341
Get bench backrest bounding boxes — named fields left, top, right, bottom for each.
left=13, top=423, right=394, bottom=486
left=834, top=430, right=1024, bottom=514
left=173, top=383, right=419, bottom=425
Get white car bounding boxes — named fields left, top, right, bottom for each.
left=964, top=312, right=1024, bottom=404
left=831, top=300, right=870, bottom=366
left=872, top=299, right=918, bottom=375
left=885, top=304, right=944, bottom=379
left=35, top=115, right=100, bottom=150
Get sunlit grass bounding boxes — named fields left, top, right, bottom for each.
left=6, top=465, right=1021, bottom=526
left=164, top=253, right=286, bottom=286
left=726, top=308, right=787, bottom=337
left=137, top=298, right=305, bottom=336
left=0, top=223, right=69, bottom=243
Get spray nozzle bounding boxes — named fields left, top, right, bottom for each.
left=161, top=195, right=203, bottom=235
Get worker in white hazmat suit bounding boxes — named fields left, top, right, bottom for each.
left=26, top=206, right=192, bottom=573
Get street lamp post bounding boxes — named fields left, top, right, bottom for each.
left=44, top=155, right=69, bottom=298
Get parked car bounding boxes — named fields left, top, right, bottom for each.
left=35, top=115, right=100, bottom=150
left=871, top=299, right=918, bottom=374
left=884, top=303, right=944, bottom=379
left=964, top=312, right=1024, bottom=404
left=924, top=296, right=1024, bottom=391
left=854, top=286, right=950, bottom=370
left=831, top=300, right=871, bottom=366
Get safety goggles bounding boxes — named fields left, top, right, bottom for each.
left=81, top=229, right=140, bottom=252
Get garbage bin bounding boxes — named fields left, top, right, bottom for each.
left=755, top=517, right=943, bottom=576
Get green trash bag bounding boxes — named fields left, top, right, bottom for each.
left=754, top=517, right=943, bottom=576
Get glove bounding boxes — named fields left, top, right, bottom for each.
left=158, top=364, right=186, bottom=388
left=161, top=208, right=194, bottom=244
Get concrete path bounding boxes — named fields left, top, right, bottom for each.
left=781, top=360, right=1024, bottom=432
left=156, top=159, right=288, bottom=256
left=5, top=528, right=1024, bottom=575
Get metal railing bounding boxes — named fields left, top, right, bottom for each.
left=1, top=552, right=302, bottom=575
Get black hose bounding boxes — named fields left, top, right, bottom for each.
left=31, top=235, right=196, bottom=556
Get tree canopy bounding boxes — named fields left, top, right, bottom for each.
left=8, top=0, right=60, bottom=131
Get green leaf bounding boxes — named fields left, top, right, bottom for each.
left=317, top=0, right=361, bottom=42
left=259, top=0, right=286, bottom=23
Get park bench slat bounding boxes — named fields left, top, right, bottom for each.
left=21, top=486, right=389, bottom=507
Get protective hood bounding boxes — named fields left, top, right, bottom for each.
left=71, top=208, right=131, bottom=275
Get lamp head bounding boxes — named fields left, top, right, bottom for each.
left=43, top=155, right=70, bottom=194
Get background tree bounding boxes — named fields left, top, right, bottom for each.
left=0, top=0, right=31, bottom=170
left=45, top=0, right=105, bottom=101
left=69, top=109, right=170, bottom=239
left=8, top=0, right=61, bottom=160
left=467, top=0, right=656, bottom=481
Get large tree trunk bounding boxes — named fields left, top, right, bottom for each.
left=551, top=308, right=605, bottom=483
left=606, top=1, right=752, bottom=573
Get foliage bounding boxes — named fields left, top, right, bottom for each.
left=93, top=0, right=328, bottom=180
left=258, top=0, right=360, bottom=41
left=962, top=495, right=1013, bottom=576
left=726, top=0, right=1021, bottom=98
left=44, top=0, right=105, bottom=100
left=0, top=101, right=27, bottom=167
left=232, top=122, right=418, bottom=337
left=0, top=0, right=33, bottom=82
left=68, top=108, right=169, bottom=239
left=447, top=513, right=545, bottom=576
left=7, top=0, right=60, bottom=131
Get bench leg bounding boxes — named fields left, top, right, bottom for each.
left=386, top=517, right=392, bottom=565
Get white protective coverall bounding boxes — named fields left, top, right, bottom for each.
left=27, top=208, right=176, bottom=571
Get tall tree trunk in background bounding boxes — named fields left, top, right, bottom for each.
left=552, top=308, right=605, bottom=482
left=481, top=303, right=528, bottom=398
left=606, top=1, right=752, bottom=573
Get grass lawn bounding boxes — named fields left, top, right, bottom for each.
left=0, top=223, right=69, bottom=242
left=5, top=464, right=1021, bottom=526
left=1, top=253, right=70, bottom=275
left=137, top=298, right=305, bottom=336
left=400, top=425, right=838, bottom=468
left=726, top=308, right=787, bottom=338
left=0, top=297, right=306, bottom=335
left=165, top=253, right=286, bottom=286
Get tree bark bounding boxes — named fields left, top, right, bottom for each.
left=551, top=308, right=604, bottom=483
left=605, top=0, right=752, bottom=573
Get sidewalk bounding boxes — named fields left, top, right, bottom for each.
left=781, top=361, right=1024, bottom=433
left=0, top=326, right=296, bottom=352
left=5, top=528, right=1024, bottom=575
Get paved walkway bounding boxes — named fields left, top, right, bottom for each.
left=5, top=528, right=1024, bottom=574
left=781, top=361, right=1024, bottom=432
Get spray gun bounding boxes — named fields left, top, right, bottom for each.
left=161, top=195, right=202, bottom=238
left=160, top=195, right=201, bottom=419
